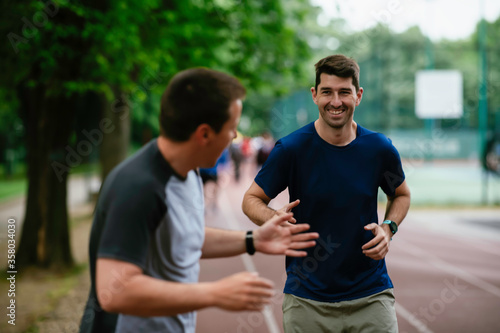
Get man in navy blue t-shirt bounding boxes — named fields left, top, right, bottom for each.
left=242, top=55, right=411, bottom=332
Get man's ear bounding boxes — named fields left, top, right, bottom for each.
left=355, top=87, right=364, bottom=106
left=311, top=87, right=318, bottom=105
left=194, top=124, right=212, bottom=146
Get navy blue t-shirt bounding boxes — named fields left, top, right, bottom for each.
left=255, top=122, right=405, bottom=302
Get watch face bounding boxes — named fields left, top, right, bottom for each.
left=384, top=220, right=397, bottom=234
left=389, top=221, right=397, bottom=234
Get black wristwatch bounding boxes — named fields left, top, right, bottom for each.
left=383, top=220, right=398, bottom=235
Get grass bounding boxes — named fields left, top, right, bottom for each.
left=0, top=204, right=93, bottom=333
left=0, top=162, right=100, bottom=202
left=10, top=263, right=88, bottom=333
left=0, top=177, right=27, bottom=201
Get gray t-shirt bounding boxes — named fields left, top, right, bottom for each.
left=80, top=139, right=205, bottom=333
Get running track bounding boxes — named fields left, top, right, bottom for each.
left=196, top=163, right=500, bottom=333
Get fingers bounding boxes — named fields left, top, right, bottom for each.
left=275, top=210, right=296, bottom=224
left=288, top=223, right=312, bottom=234
left=363, top=244, right=388, bottom=260
left=285, top=199, right=300, bottom=211
left=288, top=240, right=317, bottom=250
left=290, top=231, right=319, bottom=242
left=271, top=212, right=294, bottom=225
left=362, top=223, right=382, bottom=249
left=276, top=200, right=300, bottom=224
left=284, top=249, right=310, bottom=257
left=361, top=237, right=379, bottom=250
left=280, top=221, right=296, bottom=227
left=247, top=273, right=274, bottom=290
left=362, top=224, right=390, bottom=260
left=240, top=273, right=275, bottom=311
left=364, top=223, right=378, bottom=232
left=214, top=272, right=276, bottom=312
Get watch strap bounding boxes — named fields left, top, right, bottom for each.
left=245, top=230, right=256, bottom=255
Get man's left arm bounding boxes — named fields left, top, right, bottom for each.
left=362, top=180, right=411, bottom=260
left=201, top=213, right=318, bottom=259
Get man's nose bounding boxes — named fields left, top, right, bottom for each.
left=329, top=94, right=342, bottom=108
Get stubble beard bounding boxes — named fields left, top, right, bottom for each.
left=320, top=108, right=351, bottom=130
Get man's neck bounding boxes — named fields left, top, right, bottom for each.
left=157, top=136, right=196, bottom=178
left=314, top=120, right=357, bottom=147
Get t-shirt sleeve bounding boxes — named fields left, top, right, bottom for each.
left=379, top=138, right=405, bottom=197
left=97, top=180, right=166, bottom=270
left=254, top=139, right=291, bottom=199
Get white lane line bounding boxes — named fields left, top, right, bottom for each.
left=402, top=222, right=500, bottom=257
left=219, top=190, right=281, bottom=333
left=401, top=240, right=500, bottom=298
left=395, top=302, right=434, bottom=333
left=465, top=240, right=500, bottom=257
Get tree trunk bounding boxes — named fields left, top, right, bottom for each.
left=100, top=89, right=130, bottom=181
left=17, top=82, right=75, bottom=268
left=15, top=1, right=103, bottom=269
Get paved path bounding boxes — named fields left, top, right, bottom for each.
left=0, top=174, right=100, bottom=229
left=1, top=164, right=499, bottom=332
left=196, top=163, right=500, bottom=333
left=0, top=174, right=100, bottom=258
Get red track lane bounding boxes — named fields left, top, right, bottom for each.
left=196, top=163, right=500, bottom=333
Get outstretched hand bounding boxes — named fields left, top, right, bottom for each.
left=210, top=272, right=275, bottom=312
left=362, top=223, right=391, bottom=260
left=253, top=212, right=319, bottom=257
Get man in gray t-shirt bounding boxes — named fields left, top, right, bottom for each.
left=79, top=68, right=319, bottom=333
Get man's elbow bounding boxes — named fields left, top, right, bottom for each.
left=401, top=186, right=411, bottom=202
left=241, top=191, right=251, bottom=216
left=97, top=288, right=123, bottom=313
left=97, top=281, right=136, bottom=314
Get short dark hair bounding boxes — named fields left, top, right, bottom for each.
left=160, top=68, right=246, bottom=142
left=314, top=55, right=360, bottom=92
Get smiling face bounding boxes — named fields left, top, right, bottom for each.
left=312, top=73, right=363, bottom=130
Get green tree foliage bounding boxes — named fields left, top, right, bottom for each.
left=304, top=16, right=500, bottom=133
left=0, top=0, right=315, bottom=268
left=2, top=0, right=498, bottom=268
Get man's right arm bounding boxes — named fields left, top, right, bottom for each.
left=96, top=258, right=274, bottom=316
left=242, top=181, right=299, bottom=226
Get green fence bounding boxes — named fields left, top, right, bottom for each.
left=270, top=89, right=481, bottom=160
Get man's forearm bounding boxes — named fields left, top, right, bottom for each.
left=384, top=196, right=410, bottom=225
left=384, top=181, right=411, bottom=228
left=97, top=259, right=274, bottom=316
left=97, top=259, right=214, bottom=316
left=201, top=227, right=246, bottom=258
left=242, top=193, right=276, bottom=226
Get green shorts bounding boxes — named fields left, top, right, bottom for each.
left=282, top=289, right=398, bottom=333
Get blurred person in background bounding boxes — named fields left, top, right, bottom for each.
left=199, top=148, right=230, bottom=212
left=255, top=130, right=275, bottom=170
left=229, top=135, right=244, bottom=182
left=242, top=54, right=411, bottom=333
left=79, top=68, right=319, bottom=333
left=484, top=131, right=500, bottom=176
